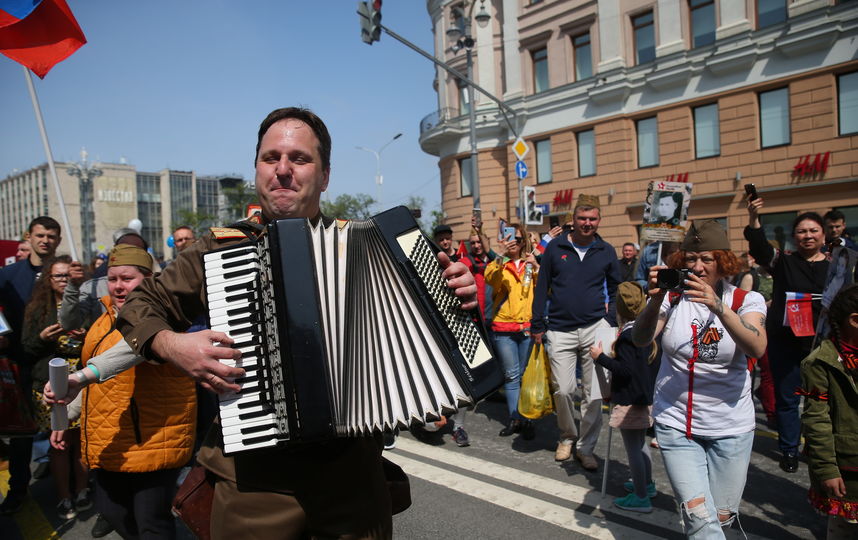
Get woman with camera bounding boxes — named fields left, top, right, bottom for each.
left=744, top=197, right=829, bottom=474
left=633, top=220, right=767, bottom=539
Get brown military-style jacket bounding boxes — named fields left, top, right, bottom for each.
left=116, top=217, right=391, bottom=532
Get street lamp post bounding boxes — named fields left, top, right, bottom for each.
left=66, top=148, right=102, bottom=261
left=356, top=132, right=402, bottom=210
left=446, top=0, right=491, bottom=222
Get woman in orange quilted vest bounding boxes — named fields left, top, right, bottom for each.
left=46, top=244, right=196, bottom=539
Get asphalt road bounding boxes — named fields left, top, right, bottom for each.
left=1, top=393, right=825, bottom=539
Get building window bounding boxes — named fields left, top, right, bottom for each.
left=459, top=156, right=473, bottom=197
left=760, top=87, right=790, bottom=148
left=839, top=72, right=858, bottom=136
left=459, top=84, right=470, bottom=116
left=637, top=117, right=659, bottom=168
left=689, top=0, right=715, bottom=48
left=532, top=47, right=549, bottom=93
left=577, top=129, right=596, bottom=177
left=835, top=205, right=858, bottom=241
left=757, top=0, right=786, bottom=29
left=694, top=103, right=720, bottom=158
left=573, top=33, right=592, bottom=81
left=535, top=139, right=552, bottom=184
left=632, top=12, right=655, bottom=65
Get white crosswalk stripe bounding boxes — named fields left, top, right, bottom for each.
left=389, top=437, right=764, bottom=540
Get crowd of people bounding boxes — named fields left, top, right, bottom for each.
left=0, top=105, right=856, bottom=540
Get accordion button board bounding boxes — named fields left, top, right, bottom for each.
left=203, top=206, right=503, bottom=454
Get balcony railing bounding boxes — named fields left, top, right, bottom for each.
left=419, top=107, right=461, bottom=137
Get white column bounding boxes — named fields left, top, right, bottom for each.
left=656, top=0, right=685, bottom=57
left=475, top=10, right=496, bottom=107
left=597, top=0, right=625, bottom=72
left=717, top=0, right=751, bottom=40
left=501, top=0, right=523, bottom=99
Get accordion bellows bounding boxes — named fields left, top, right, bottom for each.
left=203, top=206, right=502, bottom=455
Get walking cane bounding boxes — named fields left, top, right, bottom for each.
left=601, top=424, right=612, bottom=497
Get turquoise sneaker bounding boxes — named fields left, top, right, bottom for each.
left=623, top=480, right=656, bottom=498
left=614, top=492, right=653, bottom=513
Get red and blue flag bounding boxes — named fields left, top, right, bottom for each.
left=0, top=0, right=86, bottom=78
left=534, top=233, right=552, bottom=254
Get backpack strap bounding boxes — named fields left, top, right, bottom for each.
left=729, top=288, right=758, bottom=371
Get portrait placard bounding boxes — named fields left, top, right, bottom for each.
left=640, top=181, right=693, bottom=243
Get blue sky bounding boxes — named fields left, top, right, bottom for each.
left=0, top=1, right=442, bottom=213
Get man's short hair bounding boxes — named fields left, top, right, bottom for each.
left=173, top=225, right=195, bottom=236
left=255, top=107, right=332, bottom=171
left=28, top=216, right=61, bottom=235
left=824, top=209, right=846, bottom=222
left=433, top=224, right=452, bottom=238
left=622, top=242, right=636, bottom=249
left=573, top=205, right=600, bottom=217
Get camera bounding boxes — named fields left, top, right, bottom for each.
left=656, top=268, right=691, bottom=290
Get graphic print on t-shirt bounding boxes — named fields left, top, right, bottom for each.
left=692, top=317, right=723, bottom=362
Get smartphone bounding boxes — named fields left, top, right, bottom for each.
left=502, top=227, right=515, bottom=242
left=472, top=208, right=482, bottom=230
left=744, top=183, right=758, bottom=201
left=549, top=215, right=560, bottom=229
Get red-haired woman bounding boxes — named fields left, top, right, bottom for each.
left=633, top=220, right=767, bottom=538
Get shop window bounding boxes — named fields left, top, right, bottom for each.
left=760, top=87, right=790, bottom=148
left=573, top=33, right=592, bottom=81
left=536, top=139, right=553, bottom=184
left=533, top=47, right=549, bottom=93
left=690, top=0, right=715, bottom=48
left=632, top=11, right=655, bottom=65
left=760, top=211, right=798, bottom=252
left=694, top=103, right=720, bottom=158
left=577, top=129, right=596, bottom=177
left=839, top=71, right=858, bottom=136
left=757, top=0, right=786, bottom=29
left=459, top=156, right=473, bottom=197
left=637, top=117, right=659, bottom=168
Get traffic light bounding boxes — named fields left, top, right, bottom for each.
left=357, top=0, right=382, bottom=44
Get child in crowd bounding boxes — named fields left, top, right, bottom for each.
left=589, top=282, right=659, bottom=513
left=801, top=284, right=858, bottom=539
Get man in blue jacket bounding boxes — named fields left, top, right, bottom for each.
left=531, top=195, right=620, bottom=470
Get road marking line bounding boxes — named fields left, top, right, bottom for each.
left=393, top=437, right=682, bottom=533
left=392, top=438, right=766, bottom=540
left=0, top=467, right=61, bottom=539
left=390, top=453, right=662, bottom=540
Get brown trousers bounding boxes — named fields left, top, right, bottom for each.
left=210, top=476, right=392, bottom=540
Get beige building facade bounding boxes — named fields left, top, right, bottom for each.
left=0, top=158, right=242, bottom=261
left=420, top=0, right=858, bottom=252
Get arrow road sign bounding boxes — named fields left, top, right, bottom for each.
left=515, top=160, right=528, bottom=179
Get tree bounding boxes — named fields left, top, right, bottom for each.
left=222, top=181, right=257, bottom=223
left=320, top=193, right=376, bottom=220
left=174, top=209, right=218, bottom=237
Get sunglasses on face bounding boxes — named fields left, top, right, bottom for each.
left=51, top=273, right=70, bottom=280
left=514, top=237, right=524, bottom=243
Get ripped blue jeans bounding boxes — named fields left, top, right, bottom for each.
left=655, top=423, right=754, bottom=539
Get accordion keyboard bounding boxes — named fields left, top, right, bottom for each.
left=203, top=244, right=282, bottom=454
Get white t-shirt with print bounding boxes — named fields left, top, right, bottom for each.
left=652, top=281, right=766, bottom=437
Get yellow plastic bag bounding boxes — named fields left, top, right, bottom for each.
left=518, top=343, right=554, bottom=420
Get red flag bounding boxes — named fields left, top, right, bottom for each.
left=0, top=0, right=86, bottom=78
left=456, top=240, right=467, bottom=260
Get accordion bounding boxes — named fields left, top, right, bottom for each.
left=203, top=206, right=502, bottom=454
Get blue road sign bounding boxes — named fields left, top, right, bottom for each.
left=515, top=160, right=528, bottom=179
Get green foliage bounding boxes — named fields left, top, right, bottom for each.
left=320, top=193, right=376, bottom=220
left=174, top=209, right=217, bottom=236
left=221, top=181, right=257, bottom=223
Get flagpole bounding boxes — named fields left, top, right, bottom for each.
left=23, top=66, right=79, bottom=261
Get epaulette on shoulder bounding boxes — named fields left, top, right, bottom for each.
left=209, top=227, right=247, bottom=240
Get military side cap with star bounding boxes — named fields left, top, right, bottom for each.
left=576, top=194, right=601, bottom=210
left=108, top=244, right=154, bottom=271
left=681, top=220, right=730, bottom=252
